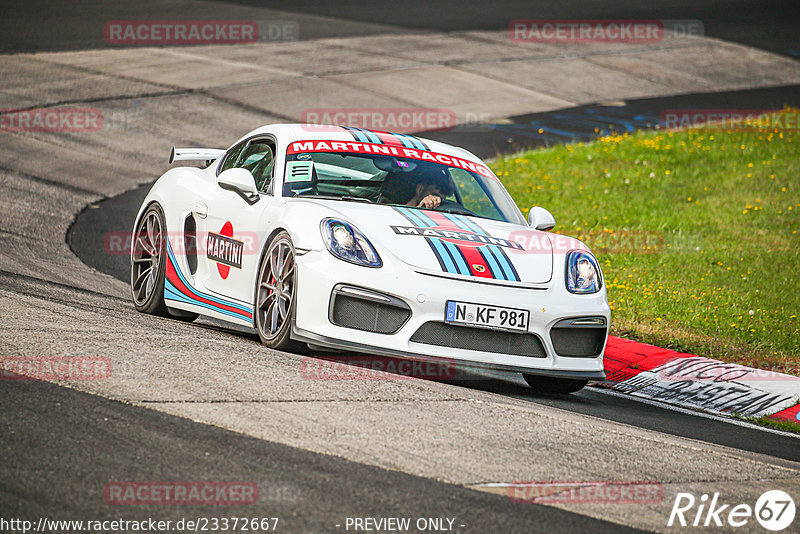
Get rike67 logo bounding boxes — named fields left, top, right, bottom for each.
left=668, top=490, right=795, bottom=531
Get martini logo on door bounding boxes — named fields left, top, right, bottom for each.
left=207, top=221, right=243, bottom=279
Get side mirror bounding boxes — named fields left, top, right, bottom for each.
left=217, top=168, right=259, bottom=204
left=528, top=206, right=556, bottom=231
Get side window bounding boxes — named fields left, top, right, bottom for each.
left=218, top=141, right=247, bottom=173
left=238, top=140, right=275, bottom=193
left=449, top=168, right=502, bottom=220
left=217, top=138, right=276, bottom=193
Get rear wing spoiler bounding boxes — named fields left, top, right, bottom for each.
left=169, top=147, right=225, bottom=165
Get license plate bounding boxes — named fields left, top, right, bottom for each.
left=445, top=301, right=530, bottom=333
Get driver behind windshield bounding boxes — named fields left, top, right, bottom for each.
left=380, top=167, right=456, bottom=209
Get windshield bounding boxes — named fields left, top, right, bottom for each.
left=283, top=141, right=525, bottom=224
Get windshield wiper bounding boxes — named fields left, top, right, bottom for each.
left=300, top=194, right=374, bottom=203
left=400, top=205, right=477, bottom=217
left=437, top=207, right=473, bottom=216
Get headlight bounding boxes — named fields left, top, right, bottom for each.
left=321, top=219, right=382, bottom=268
left=565, top=250, right=602, bottom=294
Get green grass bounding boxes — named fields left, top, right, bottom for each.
left=743, top=415, right=800, bottom=434
left=492, top=111, right=800, bottom=367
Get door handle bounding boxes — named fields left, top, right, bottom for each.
left=194, top=202, right=208, bottom=219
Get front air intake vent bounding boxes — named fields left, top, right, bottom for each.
left=410, top=322, right=546, bottom=358
left=329, top=286, right=410, bottom=334
left=549, top=317, right=607, bottom=357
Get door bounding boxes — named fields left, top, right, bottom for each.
left=198, top=136, right=277, bottom=307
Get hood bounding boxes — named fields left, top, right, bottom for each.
left=302, top=199, right=553, bottom=285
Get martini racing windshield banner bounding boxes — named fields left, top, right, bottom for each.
left=286, top=140, right=495, bottom=179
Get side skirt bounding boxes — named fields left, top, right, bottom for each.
left=163, top=241, right=254, bottom=327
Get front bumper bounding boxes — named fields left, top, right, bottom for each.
left=293, top=250, right=610, bottom=378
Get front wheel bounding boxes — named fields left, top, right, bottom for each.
left=254, top=231, right=304, bottom=351
left=522, top=374, right=588, bottom=394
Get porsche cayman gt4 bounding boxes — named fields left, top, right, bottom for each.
left=130, top=124, right=609, bottom=393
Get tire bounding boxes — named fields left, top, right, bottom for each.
left=131, top=203, right=200, bottom=322
left=131, top=203, right=169, bottom=316
left=254, top=231, right=304, bottom=351
left=522, top=373, right=588, bottom=394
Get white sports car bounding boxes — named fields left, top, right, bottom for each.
left=131, top=124, right=609, bottom=393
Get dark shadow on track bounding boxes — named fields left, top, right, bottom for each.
left=2, top=0, right=798, bottom=57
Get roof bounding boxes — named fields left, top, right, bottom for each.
left=238, top=123, right=482, bottom=163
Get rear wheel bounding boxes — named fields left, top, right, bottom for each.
left=131, top=204, right=169, bottom=316
left=522, top=373, right=588, bottom=394
left=255, top=231, right=303, bottom=351
left=130, top=203, right=198, bottom=321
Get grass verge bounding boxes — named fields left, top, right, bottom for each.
left=745, top=415, right=800, bottom=434
left=492, top=110, right=799, bottom=369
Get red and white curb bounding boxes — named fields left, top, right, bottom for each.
left=597, top=336, right=800, bottom=425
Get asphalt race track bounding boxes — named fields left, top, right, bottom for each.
left=3, top=1, right=800, bottom=533
left=3, top=379, right=638, bottom=533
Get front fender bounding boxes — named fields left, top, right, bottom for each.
left=272, top=200, right=360, bottom=253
